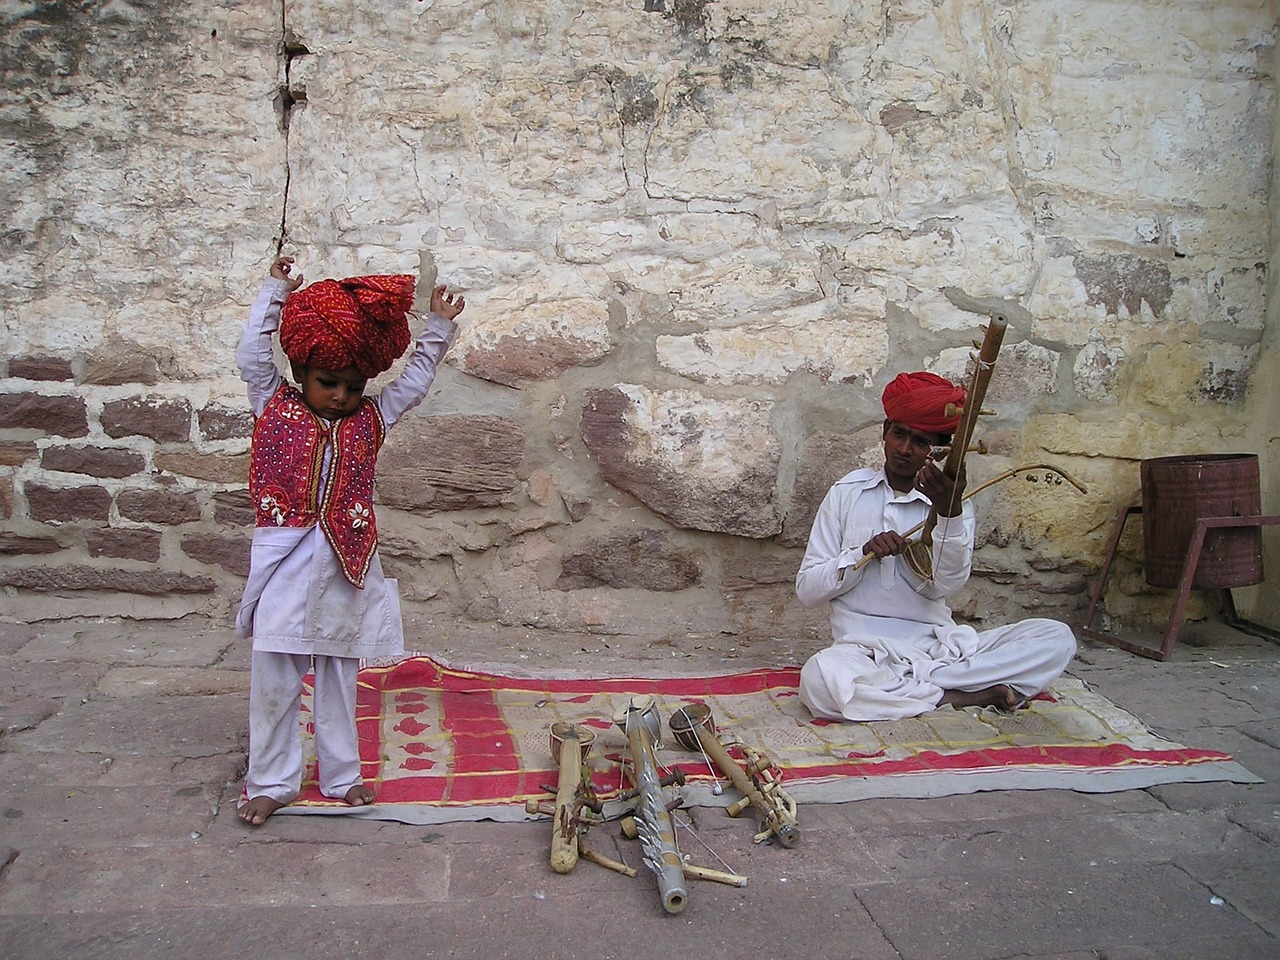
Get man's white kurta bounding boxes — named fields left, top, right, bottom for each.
left=795, top=467, right=1076, bottom=721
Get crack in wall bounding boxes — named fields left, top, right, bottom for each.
left=275, top=3, right=311, bottom=251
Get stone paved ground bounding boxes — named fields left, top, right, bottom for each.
left=1, top=614, right=1277, bottom=959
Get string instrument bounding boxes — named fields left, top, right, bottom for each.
left=899, top=314, right=1007, bottom=580
left=843, top=315, right=1086, bottom=582
left=669, top=703, right=799, bottom=848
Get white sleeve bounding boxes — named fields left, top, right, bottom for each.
left=376, top=313, right=457, bottom=430
left=924, top=504, right=975, bottom=595
left=236, top=279, right=290, bottom=416
left=794, top=485, right=869, bottom=607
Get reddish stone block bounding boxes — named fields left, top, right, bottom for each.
left=85, top=528, right=163, bottom=562
left=379, top=415, right=525, bottom=511
left=197, top=405, right=253, bottom=441
left=26, top=483, right=113, bottom=522
left=0, top=442, right=38, bottom=467
left=42, top=445, right=146, bottom=479
left=212, top=490, right=253, bottom=527
left=154, top=450, right=249, bottom=484
left=556, top=529, right=701, bottom=591
left=181, top=533, right=250, bottom=577
left=0, top=564, right=216, bottom=594
left=9, top=356, right=74, bottom=381
left=0, top=393, right=89, bottom=438
left=115, top=489, right=202, bottom=524
left=100, top=397, right=192, bottom=442
left=0, top=534, right=65, bottom=556
left=81, top=350, right=161, bottom=386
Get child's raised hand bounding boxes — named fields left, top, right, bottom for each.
left=270, top=256, right=305, bottom=291
left=430, top=284, right=465, bottom=321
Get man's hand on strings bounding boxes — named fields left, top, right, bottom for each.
left=915, top=460, right=967, bottom=517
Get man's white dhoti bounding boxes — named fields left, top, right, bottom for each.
left=799, top=618, right=1077, bottom=721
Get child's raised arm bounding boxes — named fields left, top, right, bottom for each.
left=271, top=256, right=306, bottom=291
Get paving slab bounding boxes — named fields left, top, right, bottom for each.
left=1, top=659, right=107, bottom=733
left=0, top=838, right=453, bottom=913
left=0, top=783, right=221, bottom=848
left=1175, top=846, right=1280, bottom=937
left=12, top=693, right=246, bottom=760
left=854, top=862, right=1262, bottom=960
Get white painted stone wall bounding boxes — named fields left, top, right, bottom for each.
left=2, top=1, right=1276, bottom=648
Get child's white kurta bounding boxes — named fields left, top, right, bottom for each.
left=235, top=277, right=456, bottom=802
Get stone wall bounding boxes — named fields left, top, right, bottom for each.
left=2, top=1, right=1276, bottom=647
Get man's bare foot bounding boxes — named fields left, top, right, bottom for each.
left=939, top=684, right=1023, bottom=711
left=238, top=795, right=287, bottom=826
left=344, top=784, right=375, bottom=807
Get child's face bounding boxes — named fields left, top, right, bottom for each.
left=295, top=364, right=367, bottom=420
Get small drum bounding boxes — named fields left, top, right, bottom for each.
left=548, top=721, right=596, bottom=764
left=668, top=702, right=715, bottom=751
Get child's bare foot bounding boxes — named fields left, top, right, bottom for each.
left=344, top=784, right=375, bottom=807
left=939, top=684, right=1023, bottom=712
left=238, top=795, right=287, bottom=826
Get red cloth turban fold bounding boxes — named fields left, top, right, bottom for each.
left=881, top=371, right=966, bottom=435
left=279, top=274, right=416, bottom=377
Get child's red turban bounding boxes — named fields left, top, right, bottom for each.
left=280, top=274, right=415, bottom=377
left=881, top=371, right=966, bottom=435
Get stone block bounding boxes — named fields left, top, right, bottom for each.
left=0, top=441, right=38, bottom=467
left=0, top=534, right=65, bottom=556
left=1074, top=251, right=1173, bottom=318
left=41, top=444, right=146, bottom=479
left=8, top=356, right=73, bottom=381
left=0, top=393, right=88, bottom=438
left=85, top=527, right=163, bottom=562
left=26, top=483, right=113, bottom=522
left=722, top=553, right=801, bottom=591
left=379, top=415, right=525, bottom=511
left=100, top=397, right=192, bottom=442
left=580, top=385, right=781, bottom=538
left=181, top=532, right=250, bottom=577
left=197, top=404, right=253, bottom=441
left=81, top=346, right=162, bottom=386
left=447, top=297, right=614, bottom=386
left=781, top=427, right=882, bottom=547
left=0, top=564, right=216, bottom=594
left=212, top=490, right=254, bottom=527
left=116, top=488, right=203, bottom=524
left=555, top=529, right=702, bottom=591
left=155, top=450, right=249, bottom=484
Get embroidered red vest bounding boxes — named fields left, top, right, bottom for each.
left=249, top=383, right=386, bottom=588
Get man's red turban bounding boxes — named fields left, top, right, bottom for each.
left=881, top=371, right=966, bottom=435
left=280, top=275, right=415, bottom=378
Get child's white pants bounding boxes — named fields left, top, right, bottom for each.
left=246, top=650, right=363, bottom=803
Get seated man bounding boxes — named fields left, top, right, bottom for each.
left=795, top=371, right=1077, bottom=722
